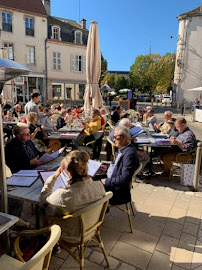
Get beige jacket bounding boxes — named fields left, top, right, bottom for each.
left=40, top=175, right=106, bottom=239
left=84, top=116, right=101, bottom=135
left=160, top=122, right=170, bottom=134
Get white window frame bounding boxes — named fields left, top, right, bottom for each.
left=70, top=54, right=86, bottom=73
left=51, top=26, right=61, bottom=40
left=26, top=46, right=35, bottom=65
left=74, top=30, right=82, bottom=44
left=53, top=52, right=61, bottom=70
left=25, top=17, right=34, bottom=36
left=2, top=11, right=12, bottom=32
left=4, top=42, right=14, bottom=60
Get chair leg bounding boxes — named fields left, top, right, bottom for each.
left=130, top=202, right=135, bottom=216
left=79, top=244, right=84, bottom=270
left=169, top=163, right=173, bottom=180
left=126, top=203, right=133, bottom=233
left=96, top=231, right=110, bottom=267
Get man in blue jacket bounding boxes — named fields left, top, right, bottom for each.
left=101, top=125, right=139, bottom=205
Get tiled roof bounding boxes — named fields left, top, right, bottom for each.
left=178, top=6, right=202, bottom=18
left=0, top=0, right=47, bottom=16
left=52, top=16, right=83, bottom=30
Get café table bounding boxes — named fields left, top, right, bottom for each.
left=0, top=212, right=19, bottom=253
left=7, top=156, right=64, bottom=229
left=58, top=126, right=83, bottom=132
left=135, top=133, right=174, bottom=178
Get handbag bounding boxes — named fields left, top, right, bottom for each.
left=180, top=164, right=195, bottom=186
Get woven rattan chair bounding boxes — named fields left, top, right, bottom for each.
left=0, top=225, right=61, bottom=270
left=47, top=192, right=113, bottom=270
left=109, top=163, right=142, bottom=233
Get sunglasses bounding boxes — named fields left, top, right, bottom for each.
left=113, top=134, right=123, bottom=140
left=21, top=133, right=30, bottom=136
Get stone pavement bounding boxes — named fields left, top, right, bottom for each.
left=45, top=180, right=202, bottom=270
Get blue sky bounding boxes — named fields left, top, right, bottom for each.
left=51, top=0, right=200, bottom=71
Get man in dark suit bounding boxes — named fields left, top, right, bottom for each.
left=111, top=106, right=123, bottom=124
left=5, top=123, right=43, bottom=173
left=101, top=125, right=139, bottom=205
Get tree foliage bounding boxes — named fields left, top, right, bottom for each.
left=99, top=53, right=108, bottom=86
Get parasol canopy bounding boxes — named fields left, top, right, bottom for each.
left=83, top=21, right=103, bottom=111
left=119, top=88, right=132, bottom=93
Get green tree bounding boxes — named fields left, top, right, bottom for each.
left=100, top=73, right=115, bottom=89
left=99, top=53, right=108, bottom=86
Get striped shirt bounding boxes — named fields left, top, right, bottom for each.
left=176, top=127, right=196, bottom=152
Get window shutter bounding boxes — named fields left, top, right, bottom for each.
left=83, top=56, right=86, bottom=73
left=70, top=54, right=74, bottom=72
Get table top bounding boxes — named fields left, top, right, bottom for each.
left=48, top=132, right=79, bottom=140
left=0, top=212, right=19, bottom=235
left=7, top=156, right=64, bottom=205
left=135, top=134, right=173, bottom=148
left=58, top=126, right=83, bottom=132
left=3, top=121, right=18, bottom=125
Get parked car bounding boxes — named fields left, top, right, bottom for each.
left=162, top=95, right=172, bottom=105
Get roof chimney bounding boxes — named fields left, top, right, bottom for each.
left=42, top=0, right=51, bottom=16
left=81, top=19, right=86, bottom=29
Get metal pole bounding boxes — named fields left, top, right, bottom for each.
left=193, top=142, right=202, bottom=191
left=0, top=86, right=8, bottom=213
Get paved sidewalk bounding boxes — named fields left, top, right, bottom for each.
left=46, top=181, right=202, bottom=270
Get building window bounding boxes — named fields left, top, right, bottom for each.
left=25, top=17, right=34, bottom=36
left=53, top=52, right=61, bottom=70
left=71, top=55, right=86, bottom=73
left=66, top=87, right=72, bottom=99
left=74, top=31, right=82, bottom=44
left=51, top=26, right=61, bottom=40
left=4, top=43, right=14, bottom=60
left=26, top=46, right=35, bottom=65
left=2, top=12, right=12, bottom=32
left=52, top=85, right=61, bottom=99
left=79, top=84, right=85, bottom=98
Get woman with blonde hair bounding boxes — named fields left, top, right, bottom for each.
left=40, top=150, right=106, bottom=239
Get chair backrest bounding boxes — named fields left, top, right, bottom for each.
left=71, top=192, right=113, bottom=240
left=93, top=131, right=104, bottom=141
left=19, top=225, right=61, bottom=270
left=107, top=137, right=116, bottom=160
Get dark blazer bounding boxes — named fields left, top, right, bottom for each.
left=56, top=116, right=66, bottom=130
left=105, top=143, right=139, bottom=205
left=5, top=138, right=43, bottom=173
left=111, top=111, right=120, bottom=124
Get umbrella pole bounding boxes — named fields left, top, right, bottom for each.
left=0, top=84, right=8, bottom=214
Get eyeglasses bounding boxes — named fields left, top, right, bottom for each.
left=113, top=134, right=123, bottom=140
left=21, top=133, right=30, bottom=136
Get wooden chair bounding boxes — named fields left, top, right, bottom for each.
left=106, top=137, right=116, bottom=161
left=48, top=192, right=113, bottom=270
left=0, top=225, right=61, bottom=270
left=169, top=149, right=196, bottom=180
left=109, top=163, right=142, bottom=233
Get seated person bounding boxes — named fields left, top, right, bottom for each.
left=192, top=98, right=200, bottom=111
left=137, top=108, right=145, bottom=122
left=40, top=150, right=106, bottom=239
left=154, top=111, right=173, bottom=134
left=4, top=109, right=17, bottom=122
left=100, top=108, right=108, bottom=124
left=167, top=118, right=179, bottom=138
left=12, top=104, right=21, bottom=119
left=160, top=117, right=196, bottom=174
left=40, top=107, right=57, bottom=133
left=143, top=106, right=152, bottom=122
left=146, top=109, right=158, bottom=130
left=5, top=123, right=43, bottom=173
left=111, top=106, right=123, bottom=124
left=73, top=109, right=101, bottom=148
left=56, top=110, right=67, bottom=130
left=72, top=106, right=83, bottom=118
left=100, top=125, right=139, bottom=205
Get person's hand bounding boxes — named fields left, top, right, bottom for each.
left=53, top=167, right=62, bottom=178
left=41, top=125, right=45, bottom=130
left=30, top=155, right=43, bottom=166
left=169, top=136, right=176, bottom=144
left=132, top=138, right=137, bottom=143
left=101, top=179, right=105, bottom=185
left=137, top=150, right=148, bottom=158
left=154, top=123, right=160, bottom=129
left=100, top=165, right=107, bottom=172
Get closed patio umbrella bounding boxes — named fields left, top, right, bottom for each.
left=84, top=21, right=103, bottom=111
